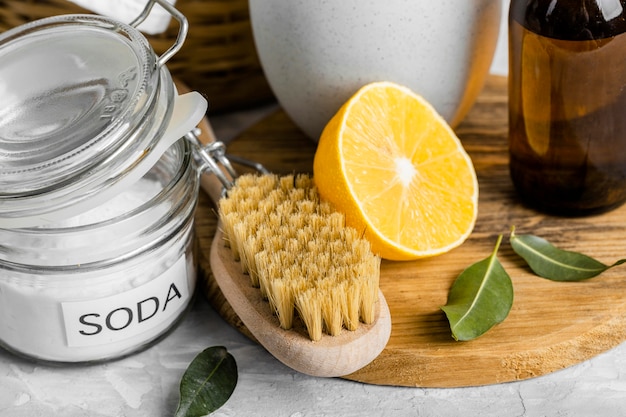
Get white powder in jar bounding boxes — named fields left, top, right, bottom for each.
left=42, top=176, right=164, bottom=228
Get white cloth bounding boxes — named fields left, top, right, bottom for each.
left=68, top=0, right=176, bottom=34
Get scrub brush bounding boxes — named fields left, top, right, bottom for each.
left=217, top=172, right=382, bottom=342
left=190, top=121, right=391, bottom=377
left=203, top=170, right=391, bottom=377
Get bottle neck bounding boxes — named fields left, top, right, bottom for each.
left=511, top=0, right=626, bottom=39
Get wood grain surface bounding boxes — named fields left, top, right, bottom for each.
left=194, top=76, right=626, bottom=387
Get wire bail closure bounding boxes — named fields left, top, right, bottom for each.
left=130, top=0, right=188, bottom=67
left=185, top=130, right=269, bottom=194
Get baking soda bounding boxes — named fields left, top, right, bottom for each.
left=44, top=177, right=163, bottom=227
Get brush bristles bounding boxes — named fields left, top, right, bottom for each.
left=218, top=173, right=381, bottom=342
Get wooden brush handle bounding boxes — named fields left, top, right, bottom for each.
left=194, top=114, right=229, bottom=207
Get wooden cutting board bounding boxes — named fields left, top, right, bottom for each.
left=194, top=76, right=626, bottom=387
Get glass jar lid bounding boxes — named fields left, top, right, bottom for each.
left=0, top=1, right=205, bottom=228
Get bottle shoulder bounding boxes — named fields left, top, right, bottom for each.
left=510, top=0, right=626, bottom=39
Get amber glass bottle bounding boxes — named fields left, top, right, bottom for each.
left=509, top=0, right=626, bottom=215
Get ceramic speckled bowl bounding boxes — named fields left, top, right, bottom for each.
left=249, top=0, right=502, bottom=141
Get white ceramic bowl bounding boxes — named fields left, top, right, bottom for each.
left=250, top=0, right=502, bottom=141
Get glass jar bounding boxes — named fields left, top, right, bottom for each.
left=0, top=140, right=198, bottom=362
left=509, top=0, right=626, bottom=215
left=0, top=1, right=212, bottom=362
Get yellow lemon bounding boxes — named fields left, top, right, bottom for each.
left=313, top=81, right=478, bottom=261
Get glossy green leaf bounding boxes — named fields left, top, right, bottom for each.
left=175, top=346, right=238, bottom=417
left=509, top=228, right=626, bottom=281
left=441, top=235, right=513, bottom=341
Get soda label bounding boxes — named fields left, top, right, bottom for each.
left=61, top=257, right=189, bottom=347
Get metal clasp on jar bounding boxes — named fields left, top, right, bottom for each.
left=185, top=129, right=269, bottom=195
left=130, top=0, right=188, bottom=67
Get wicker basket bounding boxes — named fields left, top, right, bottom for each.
left=0, top=0, right=275, bottom=112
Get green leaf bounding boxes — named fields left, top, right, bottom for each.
left=509, top=227, right=626, bottom=281
left=175, top=346, right=238, bottom=417
left=441, top=235, right=513, bottom=341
